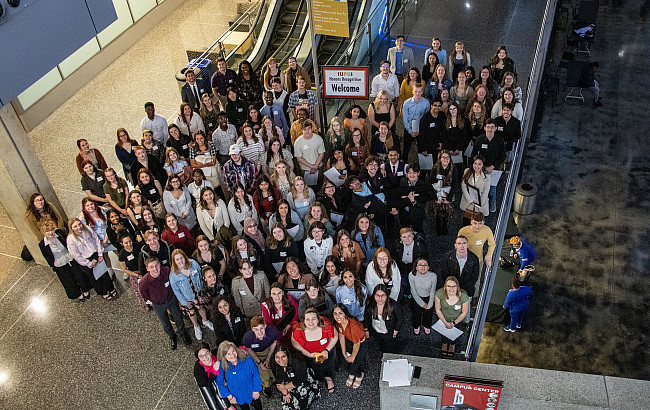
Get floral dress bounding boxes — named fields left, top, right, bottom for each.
left=273, top=358, right=321, bottom=410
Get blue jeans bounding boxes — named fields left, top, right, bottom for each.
left=489, top=185, right=497, bottom=206
left=509, top=308, right=527, bottom=329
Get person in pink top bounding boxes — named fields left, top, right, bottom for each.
left=261, top=282, right=299, bottom=345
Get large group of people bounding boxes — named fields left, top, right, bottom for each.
left=26, top=36, right=533, bottom=409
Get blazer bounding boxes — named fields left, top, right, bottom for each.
left=38, top=230, right=74, bottom=270
left=364, top=300, right=404, bottom=334
left=231, top=272, right=270, bottom=317
left=394, top=233, right=429, bottom=274
left=212, top=308, right=247, bottom=346
left=181, top=79, right=211, bottom=112
left=387, top=46, right=415, bottom=75
left=441, top=249, right=480, bottom=297
left=283, top=65, right=311, bottom=94
left=460, top=172, right=491, bottom=217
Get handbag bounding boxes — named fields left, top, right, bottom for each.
left=214, top=224, right=234, bottom=248
left=463, top=203, right=479, bottom=220
left=179, top=163, right=194, bottom=186
left=151, top=200, right=166, bottom=220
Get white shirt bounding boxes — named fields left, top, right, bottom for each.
left=304, top=237, right=333, bottom=274
left=401, top=241, right=414, bottom=264
left=370, top=73, right=400, bottom=99
left=365, top=262, right=401, bottom=301
left=141, top=114, right=169, bottom=146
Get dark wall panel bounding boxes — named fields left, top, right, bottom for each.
left=85, top=0, right=118, bottom=32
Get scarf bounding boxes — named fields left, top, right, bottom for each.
left=244, top=217, right=265, bottom=250
left=200, top=355, right=220, bottom=377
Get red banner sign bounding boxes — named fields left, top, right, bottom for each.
left=441, top=375, right=503, bottom=409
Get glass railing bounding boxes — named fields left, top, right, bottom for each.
left=464, top=0, right=559, bottom=361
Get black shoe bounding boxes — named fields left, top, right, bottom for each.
left=593, top=100, right=603, bottom=107
left=180, top=331, right=192, bottom=346
left=263, top=386, right=273, bottom=398
left=169, top=333, right=178, bottom=350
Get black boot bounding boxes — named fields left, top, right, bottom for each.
left=180, top=330, right=192, bottom=346
left=169, top=333, right=178, bottom=350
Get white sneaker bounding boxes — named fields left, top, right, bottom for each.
left=204, top=320, right=214, bottom=331
left=194, top=326, right=203, bottom=341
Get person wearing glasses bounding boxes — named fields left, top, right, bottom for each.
left=432, top=276, right=469, bottom=358
left=408, top=258, right=437, bottom=335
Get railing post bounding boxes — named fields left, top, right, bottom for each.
left=367, top=23, right=372, bottom=67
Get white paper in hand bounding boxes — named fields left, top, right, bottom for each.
left=418, top=153, right=434, bottom=171
left=432, top=319, right=463, bottom=341
left=324, top=167, right=345, bottom=187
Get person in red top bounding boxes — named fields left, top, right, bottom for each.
left=161, top=213, right=195, bottom=256
left=261, top=282, right=299, bottom=345
left=253, top=175, right=281, bottom=233
left=333, top=303, right=368, bottom=389
left=291, top=307, right=338, bottom=394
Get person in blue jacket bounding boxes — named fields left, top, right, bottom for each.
left=352, top=213, right=385, bottom=268
left=509, top=236, right=535, bottom=272
left=170, top=249, right=214, bottom=342
left=503, top=277, right=532, bottom=332
left=217, top=341, right=263, bottom=410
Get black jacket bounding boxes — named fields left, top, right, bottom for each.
left=364, top=300, right=403, bottom=334
left=181, top=79, right=211, bottom=112
left=138, top=241, right=173, bottom=276
left=211, top=308, right=247, bottom=346
left=130, top=154, right=168, bottom=186
left=440, top=249, right=480, bottom=297
left=39, top=229, right=73, bottom=269
left=471, top=134, right=507, bottom=169
left=394, top=233, right=429, bottom=274
left=418, top=111, right=446, bottom=153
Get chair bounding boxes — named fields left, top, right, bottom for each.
left=565, top=60, right=587, bottom=102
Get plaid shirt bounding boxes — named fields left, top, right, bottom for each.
left=223, top=157, right=258, bottom=193
left=212, top=124, right=238, bottom=155
left=188, top=142, right=218, bottom=159
left=210, top=69, right=237, bottom=96
left=288, top=90, right=317, bottom=121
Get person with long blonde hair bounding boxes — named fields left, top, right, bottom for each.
left=448, top=41, right=472, bottom=83
left=216, top=340, right=263, bottom=409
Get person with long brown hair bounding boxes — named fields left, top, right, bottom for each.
left=253, top=175, right=282, bottom=232
left=470, top=65, right=500, bottom=103
left=114, top=128, right=139, bottom=183
left=489, top=45, right=517, bottom=84
left=429, top=150, right=457, bottom=235
left=262, top=282, right=299, bottom=344
left=237, top=122, right=265, bottom=166
left=25, top=193, right=65, bottom=239
left=264, top=223, right=300, bottom=276
left=175, top=101, right=205, bottom=138
left=363, top=284, right=403, bottom=353
left=345, top=128, right=370, bottom=170
left=331, top=230, right=364, bottom=276
left=81, top=198, right=117, bottom=277
left=365, top=248, right=401, bottom=302
left=460, top=155, right=491, bottom=225
left=299, top=279, right=334, bottom=320
left=259, top=137, right=293, bottom=178
left=335, top=269, right=367, bottom=321
left=333, top=303, right=368, bottom=388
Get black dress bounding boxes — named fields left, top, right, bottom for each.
left=370, top=103, right=394, bottom=138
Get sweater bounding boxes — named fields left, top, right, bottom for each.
left=216, top=357, right=262, bottom=405
left=408, top=271, right=437, bottom=308
left=458, top=225, right=496, bottom=265
left=365, top=261, right=401, bottom=301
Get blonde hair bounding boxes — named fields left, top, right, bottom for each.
left=170, top=249, right=191, bottom=273
left=217, top=341, right=247, bottom=371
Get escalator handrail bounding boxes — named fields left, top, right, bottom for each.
left=322, top=0, right=367, bottom=67
left=465, top=0, right=559, bottom=361
left=190, top=0, right=266, bottom=69
left=278, top=16, right=310, bottom=68
left=224, top=0, right=272, bottom=64
left=270, top=0, right=308, bottom=63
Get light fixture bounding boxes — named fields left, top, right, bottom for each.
left=465, top=2, right=471, bottom=9
left=29, top=297, right=47, bottom=314
left=618, top=50, right=624, bottom=57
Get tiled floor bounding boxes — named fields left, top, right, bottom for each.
left=476, top=0, right=650, bottom=381
left=0, top=0, right=580, bottom=409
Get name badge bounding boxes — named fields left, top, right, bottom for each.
left=178, top=232, right=185, bottom=238
left=454, top=304, right=461, bottom=310
left=153, top=146, right=158, bottom=150
left=165, top=281, right=170, bottom=287
left=182, top=144, right=188, bottom=149
left=239, top=290, right=247, bottom=295
left=280, top=252, right=287, bottom=257
left=319, top=338, right=327, bottom=345
left=343, top=299, right=351, bottom=304
left=387, top=280, right=393, bottom=286
left=229, top=79, right=233, bottom=83
left=127, top=254, right=134, bottom=261
left=342, top=170, right=347, bottom=174
left=273, top=110, right=279, bottom=115
left=118, top=188, right=124, bottom=193
left=437, top=175, right=443, bottom=180
left=234, top=317, right=241, bottom=323
left=208, top=123, right=213, bottom=127
left=498, top=127, right=504, bottom=131
left=250, top=256, right=256, bottom=262
left=298, top=284, right=305, bottom=289
left=351, top=151, right=358, bottom=156
left=268, top=196, right=273, bottom=201
left=237, top=108, right=243, bottom=112
left=310, top=246, right=316, bottom=250
left=397, top=171, right=404, bottom=176
left=251, top=343, right=259, bottom=348
left=481, top=144, right=488, bottom=149
left=429, top=123, right=435, bottom=127
left=404, top=59, right=409, bottom=62
left=161, top=259, right=167, bottom=264
left=200, top=88, right=205, bottom=93
left=303, top=145, right=309, bottom=150
left=476, top=240, right=483, bottom=245
left=149, top=189, right=157, bottom=194
left=288, top=372, right=295, bottom=378
left=340, top=257, right=345, bottom=262
left=135, top=214, right=141, bottom=219
left=138, top=278, right=141, bottom=284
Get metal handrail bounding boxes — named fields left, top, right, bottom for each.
left=224, top=0, right=271, bottom=64
left=278, top=17, right=309, bottom=67
left=188, top=0, right=266, bottom=69
left=271, top=0, right=307, bottom=64
left=465, top=0, right=559, bottom=361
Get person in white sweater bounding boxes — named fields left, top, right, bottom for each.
left=365, top=248, right=401, bottom=301
left=196, top=186, right=230, bottom=243
left=303, top=221, right=333, bottom=274
left=408, top=257, right=437, bottom=335
left=227, top=183, right=259, bottom=234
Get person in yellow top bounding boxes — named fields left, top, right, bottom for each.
left=457, top=211, right=495, bottom=275
left=398, top=67, right=426, bottom=116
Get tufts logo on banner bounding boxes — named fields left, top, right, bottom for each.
left=322, top=66, right=369, bottom=99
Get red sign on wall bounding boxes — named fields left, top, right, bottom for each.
left=441, top=375, right=503, bottom=409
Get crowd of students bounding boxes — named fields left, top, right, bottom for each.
left=24, top=36, right=530, bottom=409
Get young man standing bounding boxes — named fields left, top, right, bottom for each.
left=210, top=57, right=237, bottom=111
left=181, top=69, right=210, bottom=112
left=401, top=83, right=431, bottom=161
left=140, top=102, right=169, bottom=146
left=370, top=60, right=400, bottom=102
left=387, top=35, right=415, bottom=84
left=287, top=76, right=317, bottom=123
left=294, top=120, right=325, bottom=187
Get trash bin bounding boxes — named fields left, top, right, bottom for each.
left=189, top=58, right=214, bottom=84
left=513, top=183, right=537, bottom=215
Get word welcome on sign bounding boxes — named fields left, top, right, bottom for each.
left=321, top=66, right=369, bottom=99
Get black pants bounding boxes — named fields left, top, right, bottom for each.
left=403, top=132, right=417, bottom=161
left=80, top=266, right=115, bottom=296
left=307, top=349, right=337, bottom=380
left=342, top=339, right=368, bottom=377
left=54, top=262, right=93, bottom=299
left=370, top=328, right=399, bottom=353
left=153, top=296, right=188, bottom=337
left=410, top=297, right=434, bottom=329
left=236, top=399, right=262, bottom=410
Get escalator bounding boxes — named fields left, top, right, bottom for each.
left=314, top=0, right=361, bottom=67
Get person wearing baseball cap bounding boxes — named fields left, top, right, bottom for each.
left=223, top=144, right=258, bottom=196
